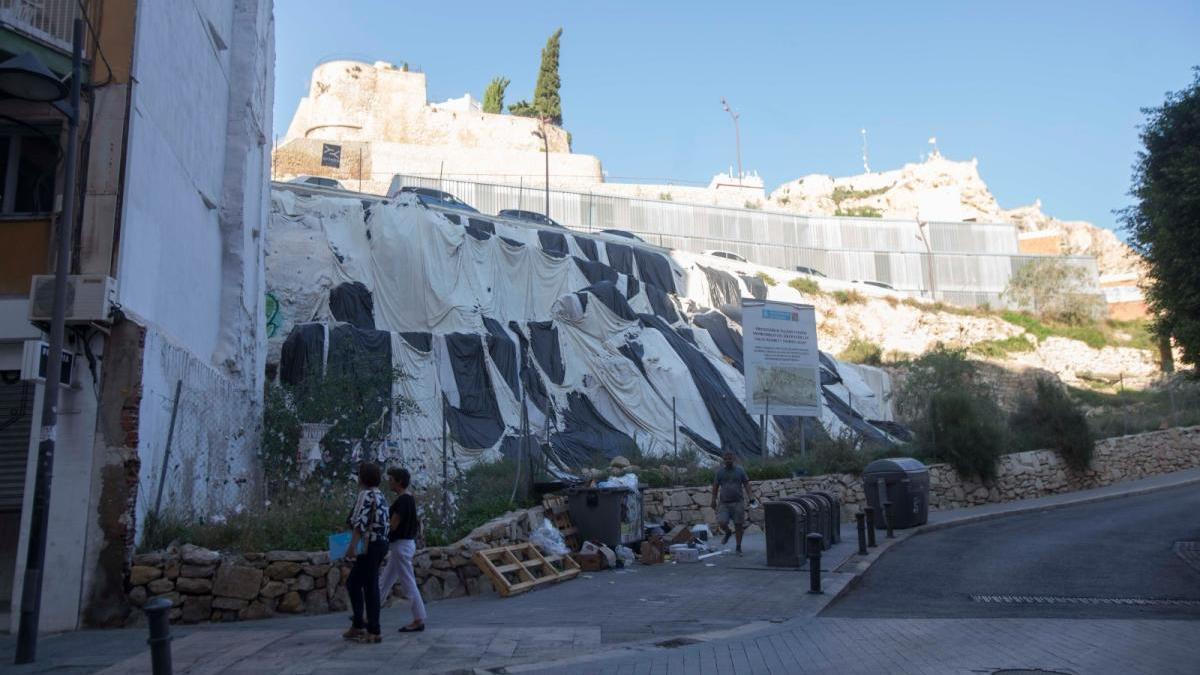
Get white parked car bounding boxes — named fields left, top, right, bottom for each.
left=287, top=175, right=344, bottom=190
left=701, top=249, right=747, bottom=263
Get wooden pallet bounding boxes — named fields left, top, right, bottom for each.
left=542, top=495, right=581, bottom=552
left=472, top=543, right=580, bottom=598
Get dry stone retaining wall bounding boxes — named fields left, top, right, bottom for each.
left=127, top=426, right=1198, bottom=625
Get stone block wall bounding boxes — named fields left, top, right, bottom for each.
left=643, top=426, right=1200, bottom=530
left=125, top=507, right=545, bottom=626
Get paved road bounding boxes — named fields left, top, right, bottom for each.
left=824, top=482, right=1200, bottom=620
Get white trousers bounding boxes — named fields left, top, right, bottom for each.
left=379, top=539, right=427, bottom=621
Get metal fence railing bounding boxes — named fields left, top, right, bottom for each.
left=389, top=174, right=1100, bottom=306
left=0, top=0, right=86, bottom=52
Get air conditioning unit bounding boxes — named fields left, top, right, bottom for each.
left=28, top=275, right=118, bottom=324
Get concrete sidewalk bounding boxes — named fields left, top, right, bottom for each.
left=3, top=467, right=1198, bottom=674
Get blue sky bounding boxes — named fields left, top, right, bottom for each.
left=274, top=1, right=1199, bottom=234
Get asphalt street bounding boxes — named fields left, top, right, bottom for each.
left=824, top=482, right=1200, bottom=620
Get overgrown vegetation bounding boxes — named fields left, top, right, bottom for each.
left=1011, top=378, right=1094, bottom=471
left=1122, top=68, right=1200, bottom=367
left=839, top=338, right=884, bottom=366
left=789, top=277, right=821, bottom=295
left=744, top=200, right=762, bottom=210
left=509, top=28, right=563, bottom=124
left=658, top=192, right=673, bottom=201
left=831, top=289, right=867, bottom=304
left=420, top=458, right=540, bottom=546
left=756, top=271, right=777, bottom=286
left=1069, top=375, right=1200, bottom=440
left=831, top=185, right=889, bottom=205
left=970, top=335, right=1035, bottom=358
left=834, top=206, right=883, bottom=218
left=1003, top=257, right=1106, bottom=326
left=895, top=345, right=1005, bottom=480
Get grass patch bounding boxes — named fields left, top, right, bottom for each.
left=831, top=185, right=889, bottom=205
left=832, top=289, right=867, bottom=304
left=756, top=271, right=777, bottom=286
left=789, top=277, right=821, bottom=295
left=839, top=338, right=884, bottom=366
left=1067, top=377, right=1200, bottom=439
left=1000, top=311, right=1151, bottom=350
left=834, top=206, right=883, bottom=218
left=969, top=335, right=1035, bottom=358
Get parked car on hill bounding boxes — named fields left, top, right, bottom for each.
left=394, top=186, right=480, bottom=213
left=600, top=229, right=644, bottom=242
left=701, top=249, right=748, bottom=262
left=287, top=175, right=344, bottom=190
left=854, top=280, right=896, bottom=291
left=499, top=209, right=565, bottom=229
left=794, top=265, right=827, bottom=278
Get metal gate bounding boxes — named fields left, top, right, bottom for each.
left=0, top=377, right=34, bottom=512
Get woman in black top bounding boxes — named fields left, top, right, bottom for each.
left=343, top=462, right=389, bottom=643
left=377, top=467, right=427, bottom=632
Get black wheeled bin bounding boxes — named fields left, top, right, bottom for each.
left=566, top=486, right=642, bottom=547
left=861, top=458, right=929, bottom=529
left=764, top=501, right=807, bottom=567
left=784, top=495, right=831, bottom=550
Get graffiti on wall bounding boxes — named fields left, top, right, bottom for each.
left=265, top=292, right=282, bottom=338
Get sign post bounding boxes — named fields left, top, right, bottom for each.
left=741, top=299, right=820, bottom=452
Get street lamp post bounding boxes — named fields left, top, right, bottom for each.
left=721, top=98, right=743, bottom=183
left=531, top=118, right=550, bottom=221
left=0, top=19, right=83, bottom=665
left=915, top=220, right=938, bottom=301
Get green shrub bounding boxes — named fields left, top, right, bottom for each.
left=834, top=206, right=883, bottom=218
left=839, top=338, right=884, bottom=366
left=831, top=185, right=888, bottom=204
left=1001, top=311, right=1108, bottom=349
left=1003, top=257, right=1106, bottom=326
left=789, top=277, right=821, bottom=295
left=922, top=389, right=1006, bottom=480
left=658, top=192, right=673, bottom=201
left=832, top=289, right=867, bottom=304
left=1011, top=378, right=1094, bottom=471
left=969, top=335, right=1035, bottom=358
left=756, top=271, right=777, bottom=286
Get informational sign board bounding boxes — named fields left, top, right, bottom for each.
left=741, top=298, right=820, bottom=416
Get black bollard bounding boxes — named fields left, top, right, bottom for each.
left=883, top=500, right=895, bottom=539
left=143, top=597, right=174, bottom=675
left=806, top=533, right=824, bottom=594
left=864, top=506, right=877, bottom=547
left=855, top=511, right=867, bottom=555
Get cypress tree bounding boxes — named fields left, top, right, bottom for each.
left=532, top=28, right=563, bottom=126
left=483, top=76, right=509, bottom=114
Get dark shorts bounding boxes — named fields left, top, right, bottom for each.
left=717, top=501, right=745, bottom=526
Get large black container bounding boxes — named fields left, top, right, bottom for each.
left=784, top=495, right=831, bottom=550
left=861, top=457, right=930, bottom=529
left=764, top=501, right=807, bottom=567
left=566, top=486, right=642, bottom=547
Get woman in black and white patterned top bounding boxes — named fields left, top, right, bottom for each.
left=343, top=462, right=389, bottom=643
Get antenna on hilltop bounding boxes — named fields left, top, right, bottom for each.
left=860, top=128, right=871, bottom=174
left=928, top=136, right=940, bottom=158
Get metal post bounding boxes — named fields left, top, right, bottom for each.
left=864, top=506, right=877, bottom=547
left=543, top=128, right=550, bottom=221
left=441, top=408, right=449, bottom=518
left=672, top=396, right=678, bottom=486
left=16, top=19, right=82, bottom=664
left=855, top=512, right=867, bottom=555
left=152, top=380, right=184, bottom=522
left=762, top=394, right=770, bottom=456
left=143, top=598, right=174, bottom=675
left=357, top=146, right=362, bottom=192
left=806, top=533, right=823, bottom=594
left=883, top=500, right=895, bottom=539
left=800, top=416, right=807, bottom=456
left=1120, top=372, right=1128, bottom=436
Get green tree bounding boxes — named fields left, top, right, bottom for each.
left=1123, top=68, right=1200, bottom=367
left=509, top=28, right=563, bottom=125
left=1002, top=257, right=1105, bottom=326
left=482, top=76, right=509, bottom=114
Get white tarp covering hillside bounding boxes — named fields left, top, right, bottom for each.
left=266, top=189, right=903, bottom=479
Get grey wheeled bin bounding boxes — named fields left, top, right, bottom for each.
left=861, top=458, right=929, bottom=529
left=566, top=486, right=641, bottom=547
left=764, top=501, right=807, bottom=567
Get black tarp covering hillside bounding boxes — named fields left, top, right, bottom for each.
left=549, top=391, right=638, bottom=465
left=399, top=332, right=432, bottom=352
left=692, top=311, right=744, bottom=371
left=329, top=282, right=376, bottom=329
left=739, top=274, right=767, bottom=301
left=605, top=242, right=635, bottom=276
left=579, top=281, right=637, bottom=321
left=537, top=230, right=569, bottom=258
left=483, top=317, right=519, bottom=394
left=510, top=322, right=552, bottom=415
left=279, top=323, right=326, bottom=386
left=443, top=333, right=505, bottom=449
left=640, top=314, right=761, bottom=458
left=573, top=235, right=599, bottom=261
left=573, top=257, right=618, bottom=286
left=645, top=283, right=680, bottom=323
left=633, top=248, right=677, bottom=294
left=698, top=265, right=742, bottom=308
left=527, top=321, right=565, bottom=385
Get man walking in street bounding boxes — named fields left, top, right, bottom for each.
left=711, top=451, right=756, bottom=555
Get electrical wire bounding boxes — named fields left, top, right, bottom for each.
left=75, top=0, right=115, bottom=88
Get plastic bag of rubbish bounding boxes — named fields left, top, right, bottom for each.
left=529, top=517, right=569, bottom=556
left=614, top=545, right=635, bottom=566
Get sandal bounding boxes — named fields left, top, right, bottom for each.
left=398, top=623, right=425, bottom=633
left=355, top=632, right=382, bottom=644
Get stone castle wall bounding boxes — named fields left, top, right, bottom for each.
left=125, top=426, right=1198, bottom=625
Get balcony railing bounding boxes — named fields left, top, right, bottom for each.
left=0, top=0, right=87, bottom=53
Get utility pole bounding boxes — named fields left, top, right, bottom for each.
left=531, top=118, right=550, bottom=220
left=13, top=19, right=83, bottom=664
left=721, top=98, right=743, bottom=183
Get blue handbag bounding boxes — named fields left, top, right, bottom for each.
left=328, top=531, right=365, bottom=560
